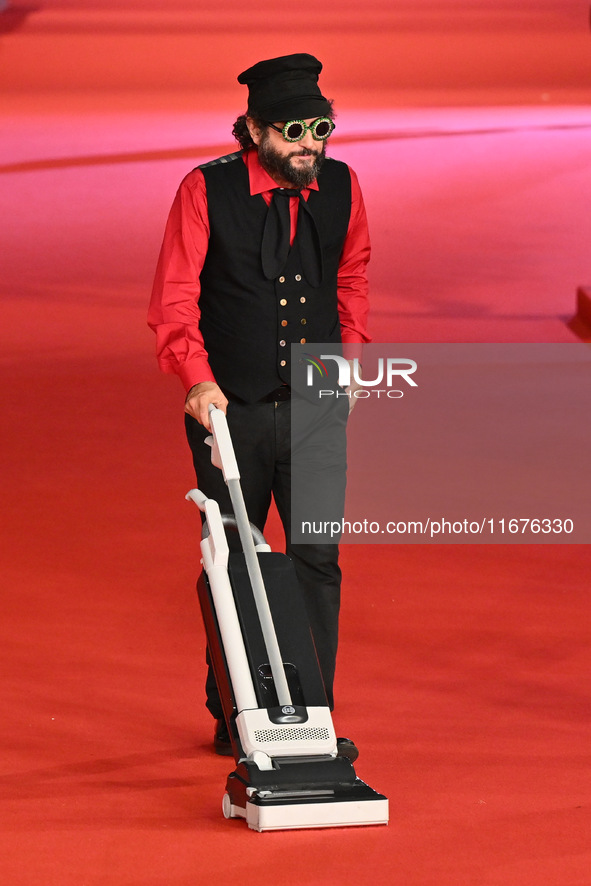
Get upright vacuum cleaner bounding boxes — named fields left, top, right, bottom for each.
left=186, top=406, right=388, bottom=832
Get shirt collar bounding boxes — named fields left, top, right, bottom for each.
left=244, top=147, right=320, bottom=196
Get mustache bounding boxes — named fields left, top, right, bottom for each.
left=290, top=147, right=322, bottom=158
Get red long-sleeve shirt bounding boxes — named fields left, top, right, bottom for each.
left=148, top=148, right=371, bottom=391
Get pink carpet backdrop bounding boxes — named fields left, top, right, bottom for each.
left=1, top=2, right=590, bottom=884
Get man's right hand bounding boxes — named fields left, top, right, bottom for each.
left=184, top=381, right=229, bottom=431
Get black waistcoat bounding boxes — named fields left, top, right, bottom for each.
left=198, top=151, right=352, bottom=403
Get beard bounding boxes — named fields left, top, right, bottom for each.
left=258, top=131, right=326, bottom=188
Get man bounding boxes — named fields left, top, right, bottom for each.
left=148, top=53, right=370, bottom=753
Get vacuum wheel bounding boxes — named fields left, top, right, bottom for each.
left=222, top=792, right=232, bottom=819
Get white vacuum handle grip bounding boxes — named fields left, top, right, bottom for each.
left=208, top=405, right=240, bottom=482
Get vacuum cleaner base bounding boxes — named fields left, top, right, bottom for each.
left=224, top=784, right=389, bottom=832
left=222, top=756, right=389, bottom=831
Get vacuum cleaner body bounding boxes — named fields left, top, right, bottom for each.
left=187, top=407, right=388, bottom=831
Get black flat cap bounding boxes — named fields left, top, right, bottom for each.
left=238, top=53, right=331, bottom=122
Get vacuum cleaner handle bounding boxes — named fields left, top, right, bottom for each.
left=205, top=404, right=240, bottom=482
left=205, top=406, right=293, bottom=709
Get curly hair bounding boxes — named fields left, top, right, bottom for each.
left=232, top=114, right=264, bottom=150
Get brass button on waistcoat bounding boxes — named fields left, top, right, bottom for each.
left=300, top=297, right=306, bottom=303
left=280, top=298, right=287, bottom=306
left=281, top=320, right=288, bottom=327
left=301, top=318, right=307, bottom=325
left=295, top=274, right=302, bottom=281
left=280, top=360, right=286, bottom=367
left=279, top=276, right=286, bottom=283
left=300, top=338, right=306, bottom=344
left=279, top=340, right=286, bottom=347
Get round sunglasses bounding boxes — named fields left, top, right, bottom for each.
left=266, top=117, right=335, bottom=143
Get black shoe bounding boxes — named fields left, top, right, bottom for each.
left=213, top=719, right=233, bottom=756
left=336, top=737, right=359, bottom=763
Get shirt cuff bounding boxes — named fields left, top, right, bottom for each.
left=177, top=360, right=217, bottom=393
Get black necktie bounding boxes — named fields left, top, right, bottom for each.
left=261, top=189, right=323, bottom=287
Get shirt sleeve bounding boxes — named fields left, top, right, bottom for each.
left=338, top=167, right=372, bottom=361
left=147, top=169, right=217, bottom=392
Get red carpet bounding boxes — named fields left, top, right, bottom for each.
left=1, top=2, right=590, bottom=883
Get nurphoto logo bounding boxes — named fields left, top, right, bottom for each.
left=304, top=353, right=418, bottom=400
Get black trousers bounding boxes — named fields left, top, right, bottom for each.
left=185, top=395, right=347, bottom=717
